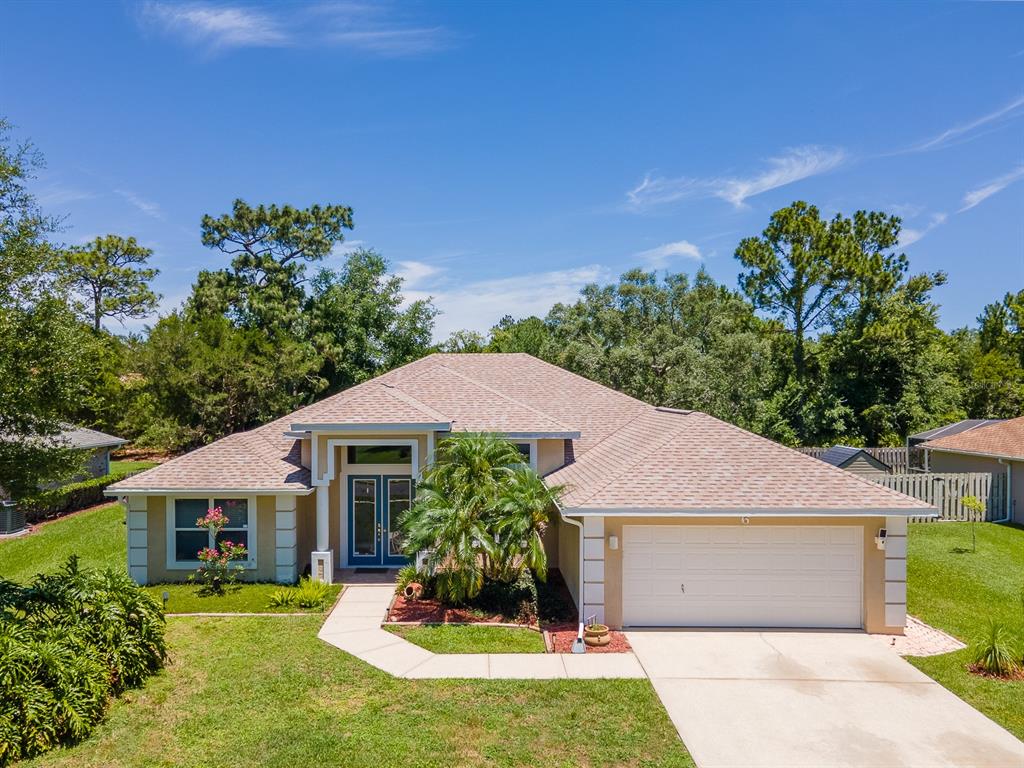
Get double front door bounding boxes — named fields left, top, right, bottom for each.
left=348, top=475, right=413, bottom=566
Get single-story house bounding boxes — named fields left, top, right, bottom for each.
left=107, top=353, right=930, bottom=633
left=60, top=426, right=129, bottom=479
left=921, top=415, right=1023, bottom=524
left=817, top=445, right=892, bottom=477
left=908, top=419, right=1005, bottom=471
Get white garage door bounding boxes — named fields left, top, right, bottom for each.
left=622, top=525, right=863, bottom=628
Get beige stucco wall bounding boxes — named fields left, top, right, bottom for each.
left=296, top=492, right=316, bottom=576
left=557, top=516, right=581, bottom=607
left=926, top=451, right=1021, bottom=523
left=143, top=494, right=280, bottom=583
left=564, top=515, right=897, bottom=634
left=537, top=439, right=566, bottom=475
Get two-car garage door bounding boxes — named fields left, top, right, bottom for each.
left=622, top=525, right=863, bottom=628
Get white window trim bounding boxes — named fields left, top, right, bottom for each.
left=514, top=440, right=538, bottom=471
left=165, top=494, right=258, bottom=571
left=314, top=438, right=420, bottom=484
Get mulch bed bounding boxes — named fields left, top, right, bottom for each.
left=545, top=622, right=632, bottom=654
left=387, top=595, right=533, bottom=626
left=967, top=663, right=1024, bottom=681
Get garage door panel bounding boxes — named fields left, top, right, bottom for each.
left=622, top=525, right=863, bottom=628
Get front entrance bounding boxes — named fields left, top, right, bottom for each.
left=347, top=475, right=414, bottom=566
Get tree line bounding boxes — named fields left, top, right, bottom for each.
left=2, top=119, right=1021, bottom=496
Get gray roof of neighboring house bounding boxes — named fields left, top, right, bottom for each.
left=60, top=426, right=128, bottom=450
left=909, top=419, right=1005, bottom=443
left=818, top=445, right=891, bottom=470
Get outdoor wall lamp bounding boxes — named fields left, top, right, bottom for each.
left=874, top=528, right=887, bottom=550
left=608, top=535, right=619, bottom=550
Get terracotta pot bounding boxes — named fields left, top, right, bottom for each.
left=584, top=623, right=610, bottom=647
left=404, top=582, right=423, bottom=600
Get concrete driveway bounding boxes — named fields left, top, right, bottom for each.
left=626, top=630, right=1024, bottom=768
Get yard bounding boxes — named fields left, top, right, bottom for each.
left=907, top=521, right=1024, bottom=740
left=385, top=624, right=547, bottom=654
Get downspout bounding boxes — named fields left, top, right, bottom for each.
left=554, top=499, right=584, bottom=623
left=997, top=459, right=1012, bottom=523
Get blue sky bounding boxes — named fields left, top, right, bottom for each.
left=2, top=1, right=1022, bottom=337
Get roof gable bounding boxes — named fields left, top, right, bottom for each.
left=923, top=415, right=1024, bottom=460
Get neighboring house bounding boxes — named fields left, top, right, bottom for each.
left=107, top=353, right=930, bottom=634
left=817, top=445, right=892, bottom=478
left=60, top=426, right=129, bottom=479
left=921, top=415, right=1023, bottom=524
left=908, top=419, right=1005, bottom=470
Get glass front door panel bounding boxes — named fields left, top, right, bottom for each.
left=387, top=479, right=412, bottom=556
left=352, top=479, right=377, bottom=557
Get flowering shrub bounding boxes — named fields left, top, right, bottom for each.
left=188, top=506, right=248, bottom=594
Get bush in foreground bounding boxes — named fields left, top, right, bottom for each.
left=0, top=557, right=166, bottom=765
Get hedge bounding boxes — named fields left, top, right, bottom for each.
left=20, top=468, right=134, bottom=523
left=0, top=557, right=167, bottom=765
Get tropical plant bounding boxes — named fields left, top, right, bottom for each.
left=401, top=433, right=561, bottom=604
left=970, top=619, right=1020, bottom=677
left=189, top=507, right=247, bottom=594
left=294, top=577, right=331, bottom=609
left=267, top=588, right=297, bottom=608
left=0, top=557, right=165, bottom=764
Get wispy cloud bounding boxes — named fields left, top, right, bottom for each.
left=634, top=240, right=702, bottom=269
left=898, top=212, right=947, bottom=247
left=960, top=165, right=1024, bottom=212
left=398, top=261, right=606, bottom=339
left=627, top=146, right=846, bottom=211
left=115, top=189, right=163, bottom=219
left=35, top=183, right=95, bottom=207
left=909, top=95, right=1024, bottom=153
left=138, top=1, right=453, bottom=56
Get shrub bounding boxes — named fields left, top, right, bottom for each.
left=294, top=577, right=331, bottom=609
left=473, top=570, right=539, bottom=622
left=395, top=565, right=434, bottom=598
left=19, top=468, right=135, bottom=523
left=970, top=619, right=1020, bottom=677
left=267, top=588, right=297, bottom=608
left=0, top=557, right=166, bottom=765
left=188, top=507, right=248, bottom=595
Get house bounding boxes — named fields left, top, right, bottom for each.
left=59, top=426, right=129, bottom=479
left=920, top=415, right=1023, bottom=524
left=908, top=419, right=1005, bottom=471
left=817, top=445, right=892, bottom=477
left=107, top=353, right=930, bottom=634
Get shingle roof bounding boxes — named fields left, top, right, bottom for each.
left=922, top=415, right=1024, bottom=461
left=910, top=419, right=1005, bottom=442
left=1, top=425, right=127, bottom=450
left=108, top=353, right=930, bottom=511
left=548, top=410, right=929, bottom=512
left=818, top=445, right=890, bottom=470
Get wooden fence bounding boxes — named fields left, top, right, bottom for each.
left=797, top=446, right=909, bottom=473
left=869, top=472, right=1009, bottom=523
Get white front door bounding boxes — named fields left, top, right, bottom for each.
left=622, top=525, right=863, bottom=628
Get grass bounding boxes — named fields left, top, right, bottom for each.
left=147, top=582, right=343, bottom=614
left=0, top=501, right=126, bottom=582
left=109, top=459, right=160, bottom=474
left=386, top=624, right=547, bottom=653
left=24, top=616, right=694, bottom=768
left=906, top=521, right=1024, bottom=739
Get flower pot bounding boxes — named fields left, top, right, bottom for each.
left=584, top=623, right=610, bottom=647
left=404, top=582, right=423, bottom=600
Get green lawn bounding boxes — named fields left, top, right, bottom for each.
left=0, top=501, right=126, bottom=582
left=147, top=582, right=343, bottom=614
left=907, top=521, right=1024, bottom=739
left=110, top=459, right=160, bottom=474
left=25, top=616, right=694, bottom=768
left=386, top=624, right=546, bottom=653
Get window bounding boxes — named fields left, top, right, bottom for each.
left=347, top=445, right=412, bottom=464
left=168, top=496, right=255, bottom=568
left=513, top=441, right=537, bottom=470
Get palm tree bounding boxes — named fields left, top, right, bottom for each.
left=401, top=433, right=562, bottom=603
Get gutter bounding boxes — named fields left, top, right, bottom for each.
left=553, top=498, right=585, bottom=623
left=997, top=459, right=1013, bottom=523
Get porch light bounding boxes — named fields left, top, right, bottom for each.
left=608, top=535, right=619, bottom=550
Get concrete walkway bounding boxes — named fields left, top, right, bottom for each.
left=627, top=630, right=1024, bottom=768
left=317, top=584, right=645, bottom=679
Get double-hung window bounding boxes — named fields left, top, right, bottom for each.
left=168, top=496, right=256, bottom=569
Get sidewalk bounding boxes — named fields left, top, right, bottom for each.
left=317, top=584, right=646, bottom=679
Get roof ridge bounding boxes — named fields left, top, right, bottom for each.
left=564, top=408, right=692, bottom=506
left=428, top=362, right=577, bottom=431
left=379, top=381, right=451, bottom=422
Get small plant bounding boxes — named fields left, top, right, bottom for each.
left=267, top=588, right=297, bottom=608
left=961, top=495, right=985, bottom=552
left=188, top=506, right=248, bottom=595
left=970, top=619, right=1020, bottom=677
left=395, top=564, right=419, bottom=595
left=294, top=577, right=331, bottom=609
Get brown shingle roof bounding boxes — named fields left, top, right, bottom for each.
left=923, top=415, right=1024, bottom=461
left=108, top=353, right=930, bottom=511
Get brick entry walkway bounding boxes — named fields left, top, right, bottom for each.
left=872, top=615, right=967, bottom=657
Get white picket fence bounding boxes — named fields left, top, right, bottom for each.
left=870, top=472, right=1009, bottom=523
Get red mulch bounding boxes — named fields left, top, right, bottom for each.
left=387, top=595, right=532, bottom=626
left=967, top=663, right=1024, bottom=681
left=545, top=622, right=632, bottom=654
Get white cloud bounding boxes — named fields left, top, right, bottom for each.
left=959, top=165, right=1024, bottom=212
left=397, top=263, right=607, bottom=339
left=898, top=212, right=947, bottom=247
left=35, top=183, right=94, bottom=207
left=138, top=1, right=452, bottom=56
left=115, top=189, right=163, bottom=219
left=911, top=94, right=1024, bottom=153
left=626, top=146, right=846, bottom=211
left=634, top=240, right=702, bottom=269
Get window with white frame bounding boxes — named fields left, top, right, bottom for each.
left=168, top=496, right=255, bottom=568
left=513, top=441, right=538, bottom=471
